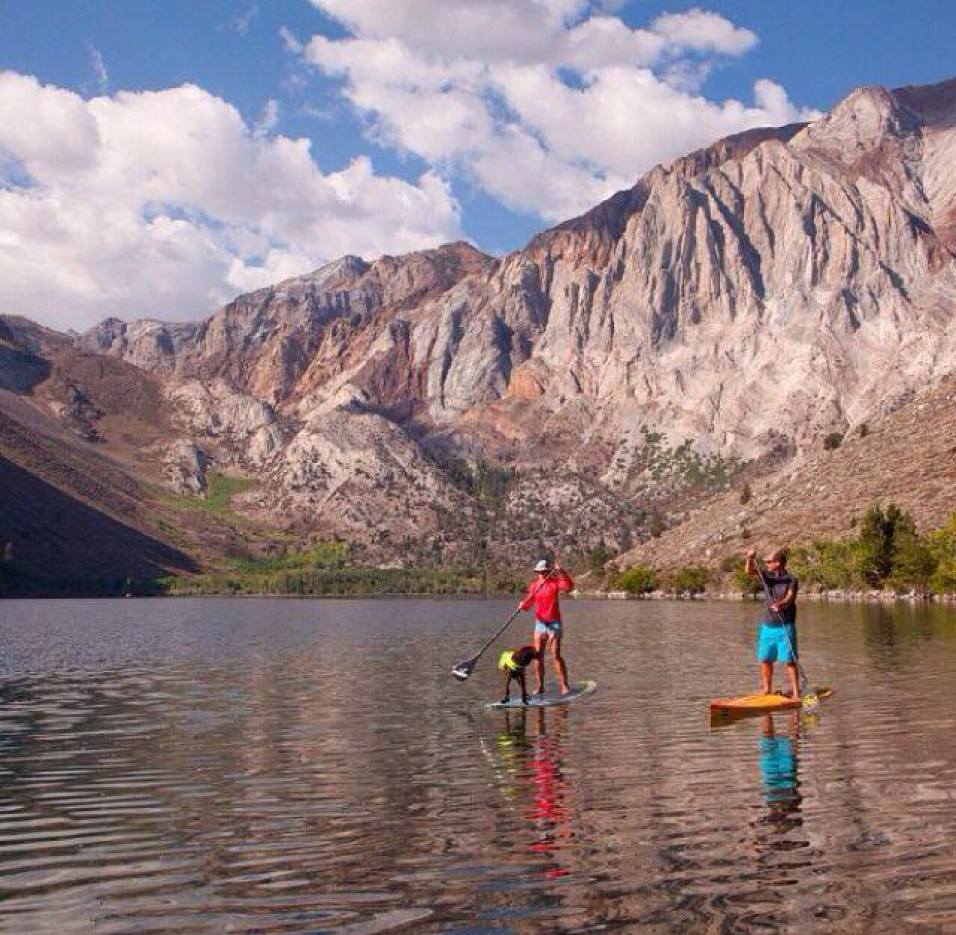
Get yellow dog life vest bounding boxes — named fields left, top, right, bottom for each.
left=498, top=650, right=519, bottom=672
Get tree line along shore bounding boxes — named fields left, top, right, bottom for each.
left=1, top=503, right=954, bottom=600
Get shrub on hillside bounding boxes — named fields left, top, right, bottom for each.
left=790, top=540, right=863, bottom=590
left=612, top=565, right=659, bottom=594
left=587, top=541, right=616, bottom=572
left=669, top=565, right=709, bottom=594
left=726, top=557, right=761, bottom=596
left=823, top=432, right=844, bottom=451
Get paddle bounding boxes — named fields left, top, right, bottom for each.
left=753, top=558, right=819, bottom=711
left=451, top=568, right=556, bottom=682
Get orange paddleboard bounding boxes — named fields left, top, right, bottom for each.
left=710, top=687, right=833, bottom=715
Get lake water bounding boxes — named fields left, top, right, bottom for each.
left=1, top=597, right=955, bottom=934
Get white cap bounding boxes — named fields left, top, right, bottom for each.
left=534, top=559, right=550, bottom=572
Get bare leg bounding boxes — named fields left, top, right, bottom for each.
left=760, top=661, right=773, bottom=695
left=533, top=633, right=546, bottom=693
left=785, top=663, right=800, bottom=700
left=550, top=635, right=571, bottom=694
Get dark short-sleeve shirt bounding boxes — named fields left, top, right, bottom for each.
left=761, top=570, right=798, bottom=624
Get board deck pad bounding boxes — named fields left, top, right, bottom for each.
left=486, top=680, right=597, bottom=710
left=710, top=686, right=833, bottom=716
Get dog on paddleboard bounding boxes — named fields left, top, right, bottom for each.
left=497, top=646, right=539, bottom=705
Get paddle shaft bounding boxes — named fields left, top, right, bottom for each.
left=753, top=559, right=808, bottom=691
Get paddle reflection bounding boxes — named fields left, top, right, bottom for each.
left=491, top=707, right=575, bottom=879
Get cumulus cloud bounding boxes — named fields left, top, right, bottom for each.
left=303, top=0, right=818, bottom=220
left=0, top=71, right=463, bottom=329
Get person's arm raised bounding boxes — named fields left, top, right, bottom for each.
left=554, top=562, right=574, bottom=591
left=744, top=550, right=757, bottom=577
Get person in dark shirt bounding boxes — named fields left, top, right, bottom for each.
left=745, top=548, right=800, bottom=699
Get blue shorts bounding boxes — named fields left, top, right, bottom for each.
left=534, top=620, right=562, bottom=639
left=756, top=622, right=798, bottom=663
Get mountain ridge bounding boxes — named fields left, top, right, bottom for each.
left=3, top=74, right=956, bottom=585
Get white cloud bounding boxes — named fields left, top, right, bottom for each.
left=88, top=45, right=109, bottom=93
left=650, top=8, right=757, bottom=57
left=0, top=71, right=463, bottom=329
left=253, top=98, right=280, bottom=136
left=222, top=3, right=259, bottom=36
left=303, top=1, right=819, bottom=220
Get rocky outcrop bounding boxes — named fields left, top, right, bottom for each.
left=166, top=379, right=282, bottom=467
left=164, top=439, right=208, bottom=495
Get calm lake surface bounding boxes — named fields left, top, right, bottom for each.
left=1, top=597, right=955, bottom=934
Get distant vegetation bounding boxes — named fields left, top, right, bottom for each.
left=787, top=504, right=956, bottom=596
left=166, top=472, right=258, bottom=519
left=635, top=428, right=736, bottom=489
left=612, top=564, right=659, bottom=594
left=161, top=541, right=526, bottom=596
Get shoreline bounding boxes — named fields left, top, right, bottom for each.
left=3, top=589, right=956, bottom=603
left=575, top=589, right=956, bottom=604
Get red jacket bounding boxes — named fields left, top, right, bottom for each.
left=520, top=571, right=574, bottom=622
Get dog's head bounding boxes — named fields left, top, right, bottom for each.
left=512, top=646, right=539, bottom=669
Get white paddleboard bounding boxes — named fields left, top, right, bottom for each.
left=485, top=680, right=597, bottom=710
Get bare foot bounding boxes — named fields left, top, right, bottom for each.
left=560, top=685, right=572, bottom=695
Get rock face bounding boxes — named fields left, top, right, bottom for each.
left=164, top=439, right=208, bottom=496
left=17, top=76, right=956, bottom=562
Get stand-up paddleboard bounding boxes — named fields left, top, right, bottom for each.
left=710, top=686, right=833, bottom=718
left=486, top=680, right=597, bottom=710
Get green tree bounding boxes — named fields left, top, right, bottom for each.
left=727, top=558, right=761, bottom=596
left=612, top=565, right=659, bottom=594
left=928, top=516, right=956, bottom=594
left=886, top=530, right=938, bottom=594
left=587, top=540, right=615, bottom=572
left=670, top=565, right=709, bottom=594
left=856, top=503, right=914, bottom=586
left=790, top=540, right=861, bottom=590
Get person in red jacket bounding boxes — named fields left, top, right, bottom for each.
left=519, top=559, right=574, bottom=695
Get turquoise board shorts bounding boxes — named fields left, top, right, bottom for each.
left=534, top=620, right=562, bottom=638
left=756, top=622, right=798, bottom=663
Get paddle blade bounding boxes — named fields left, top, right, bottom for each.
left=451, top=659, right=476, bottom=681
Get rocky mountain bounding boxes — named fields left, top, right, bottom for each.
left=3, top=75, right=956, bottom=584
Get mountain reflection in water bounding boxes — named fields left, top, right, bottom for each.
left=1, top=596, right=955, bottom=933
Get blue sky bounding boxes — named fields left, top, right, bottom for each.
left=1, top=1, right=954, bottom=328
